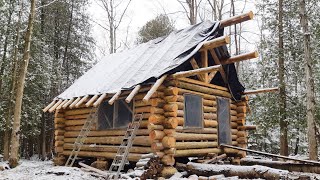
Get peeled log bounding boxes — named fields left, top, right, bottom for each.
left=175, top=141, right=218, bottom=149
left=65, top=114, right=89, bottom=120
left=163, top=117, right=179, bottom=129
left=149, top=130, right=165, bottom=140
left=164, top=95, right=184, bottom=102
left=169, top=132, right=217, bottom=141
left=63, top=150, right=142, bottom=162
left=64, top=108, right=96, bottom=116
left=177, top=118, right=217, bottom=128
left=162, top=136, right=176, bottom=148
left=163, top=104, right=178, bottom=112
left=64, top=136, right=151, bottom=146
left=151, top=142, right=164, bottom=151
left=175, top=148, right=221, bottom=157
left=175, top=126, right=217, bottom=134
left=64, top=129, right=149, bottom=137
left=183, top=162, right=297, bottom=179
left=161, top=166, right=178, bottom=178
left=65, top=125, right=96, bottom=131
left=162, top=155, right=175, bottom=166
left=168, top=81, right=231, bottom=98
left=135, top=106, right=164, bottom=114
left=135, top=98, right=165, bottom=107
left=148, top=115, right=165, bottom=124
left=148, top=124, right=164, bottom=131
left=63, top=143, right=152, bottom=154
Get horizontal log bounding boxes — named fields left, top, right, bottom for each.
left=55, top=136, right=64, bottom=141
left=220, top=11, right=254, bottom=28
left=164, top=95, right=184, bottom=102
left=135, top=92, right=164, bottom=100
left=64, top=129, right=149, bottom=137
left=148, top=115, right=165, bottom=125
left=54, top=118, right=65, bottom=124
left=64, top=136, right=151, bottom=146
left=64, top=108, right=96, bottom=116
left=238, top=125, right=256, bottom=131
left=63, top=150, right=142, bottom=162
left=148, top=124, right=164, bottom=131
left=164, top=110, right=184, bottom=117
left=55, top=130, right=65, bottom=136
left=162, top=136, right=176, bottom=148
left=199, top=36, right=230, bottom=51
left=174, top=126, right=217, bottom=134
left=65, top=114, right=89, bottom=120
left=175, top=141, right=218, bottom=149
left=174, top=148, right=221, bottom=157
left=65, top=119, right=87, bottom=126
left=63, top=143, right=152, bottom=154
left=243, top=87, right=279, bottom=95
left=65, top=125, right=96, bottom=131
left=162, top=155, right=175, bottom=166
left=221, top=51, right=258, bottom=65
left=151, top=142, right=164, bottom=151
left=177, top=118, right=218, bottom=128
left=163, top=117, right=179, bottom=129
left=54, top=124, right=65, bottom=129
left=149, top=130, right=165, bottom=140
left=135, top=98, right=165, bottom=107
left=135, top=106, right=164, bottom=114
left=168, top=81, right=231, bottom=98
left=169, top=132, right=217, bottom=141
left=171, top=65, right=221, bottom=79
left=177, top=77, right=228, bottom=92
left=55, top=141, right=64, bottom=147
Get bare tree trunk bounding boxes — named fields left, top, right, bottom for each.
left=187, top=0, right=197, bottom=25
left=299, top=0, right=318, bottom=160
left=3, top=0, right=23, bottom=161
left=278, top=0, right=288, bottom=156
left=9, top=0, right=36, bottom=168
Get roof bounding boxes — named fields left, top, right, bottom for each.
left=56, top=21, right=222, bottom=100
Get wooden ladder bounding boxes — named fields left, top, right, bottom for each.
left=107, top=113, right=143, bottom=180
left=65, top=107, right=98, bottom=167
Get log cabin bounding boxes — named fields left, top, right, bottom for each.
left=44, top=11, right=271, bottom=173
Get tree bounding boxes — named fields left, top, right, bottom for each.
left=177, top=0, right=200, bottom=25
left=97, top=0, right=132, bottom=53
left=299, top=0, right=318, bottom=160
left=137, top=14, right=175, bottom=44
left=278, top=0, right=288, bottom=156
left=9, top=0, right=36, bottom=167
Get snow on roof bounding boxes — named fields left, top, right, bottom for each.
left=56, top=21, right=221, bottom=100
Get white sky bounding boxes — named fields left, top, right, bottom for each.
left=88, top=0, right=259, bottom=59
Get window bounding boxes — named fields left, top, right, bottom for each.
left=97, top=99, right=133, bottom=130
left=183, top=94, right=203, bottom=129
left=217, top=97, right=232, bottom=145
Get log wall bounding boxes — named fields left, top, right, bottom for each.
left=53, top=79, right=250, bottom=166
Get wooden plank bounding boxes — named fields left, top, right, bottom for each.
left=220, top=11, right=254, bottom=28
left=125, top=85, right=141, bottom=103
left=220, top=144, right=320, bottom=165
left=143, top=75, right=168, bottom=102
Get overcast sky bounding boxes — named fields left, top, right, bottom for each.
left=88, top=0, right=259, bottom=59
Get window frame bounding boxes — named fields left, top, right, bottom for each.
left=183, top=93, right=204, bottom=129
left=97, top=97, right=134, bottom=130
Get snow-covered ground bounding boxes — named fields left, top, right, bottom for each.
left=0, top=160, right=104, bottom=180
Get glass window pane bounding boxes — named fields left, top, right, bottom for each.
left=184, top=94, right=203, bottom=129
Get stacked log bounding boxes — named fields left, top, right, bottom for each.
left=53, top=110, right=66, bottom=165
left=54, top=110, right=65, bottom=154
left=234, top=96, right=249, bottom=158
left=161, top=78, right=231, bottom=165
